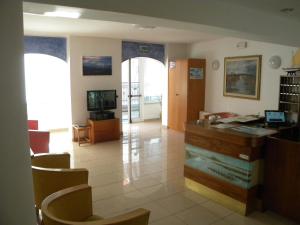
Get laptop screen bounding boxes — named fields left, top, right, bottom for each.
left=265, top=111, right=286, bottom=123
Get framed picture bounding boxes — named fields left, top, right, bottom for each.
left=189, top=67, right=204, bottom=80
left=82, top=56, right=112, bottom=76
left=224, top=55, right=262, bottom=100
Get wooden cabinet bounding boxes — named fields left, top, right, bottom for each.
left=88, top=119, right=120, bottom=143
left=168, top=59, right=205, bottom=132
left=264, top=132, right=300, bottom=223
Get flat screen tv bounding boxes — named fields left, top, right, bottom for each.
left=87, top=90, right=117, bottom=111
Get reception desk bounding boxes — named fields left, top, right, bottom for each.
left=184, top=121, right=273, bottom=215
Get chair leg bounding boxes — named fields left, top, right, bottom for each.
left=35, top=207, right=42, bottom=225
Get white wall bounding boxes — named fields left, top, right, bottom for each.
left=144, top=103, right=161, bottom=120
left=69, top=36, right=122, bottom=125
left=188, top=37, right=297, bottom=115
left=0, top=1, right=36, bottom=224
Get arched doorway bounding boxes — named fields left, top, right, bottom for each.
left=24, top=53, right=71, bottom=130
left=122, top=57, right=164, bottom=123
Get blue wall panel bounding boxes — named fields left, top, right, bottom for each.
left=122, top=41, right=165, bottom=64
left=24, top=36, right=67, bottom=61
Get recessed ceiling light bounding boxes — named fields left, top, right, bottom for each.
left=44, top=11, right=81, bottom=19
left=280, top=8, right=295, bottom=14
left=133, top=24, right=156, bottom=30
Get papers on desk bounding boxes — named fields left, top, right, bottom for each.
left=230, top=126, right=277, bottom=136
left=211, top=124, right=238, bottom=129
left=217, top=115, right=259, bottom=124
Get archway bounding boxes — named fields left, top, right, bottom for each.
left=24, top=53, right=71, bottom=130
left=122, top=57, right=164, bottom=123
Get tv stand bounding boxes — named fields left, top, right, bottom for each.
left=88, top=118, right=120, bottom=143
left=89, top=111, right=115, bottom=120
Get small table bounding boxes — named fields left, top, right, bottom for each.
left=72, top=125, right=91, bottom=146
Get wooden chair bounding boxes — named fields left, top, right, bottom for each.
left=41, top=184, right=150, bottom=225
left=31, top=153, right=89, bottom=225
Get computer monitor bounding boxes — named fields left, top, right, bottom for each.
left=265, top=110, right=286, bottom=126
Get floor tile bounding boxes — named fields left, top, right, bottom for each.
left=155, top=193, right=196, bottom=214
left=183, top=189, right=209, bottom=205
left=150, top=216, right=186, bottom=225
left=175, top=205, right=221, bottom=225
left=201, top=200, right=234, bottom=218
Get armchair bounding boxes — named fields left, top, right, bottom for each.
left=41, top=184, right=150, bottom=225
left=31, top=153, right=89, bottom=225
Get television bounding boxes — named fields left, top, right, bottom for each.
left=87, top=90, right=117, bottom=111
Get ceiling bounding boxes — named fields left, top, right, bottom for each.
left=225, top=0, right=300, bottom=21
left=22, top=0, right=300, bottom=46
left=23, top=14, right=221, bottom=44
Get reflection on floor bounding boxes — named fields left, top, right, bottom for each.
left=50, top=120, right=297, bottom=225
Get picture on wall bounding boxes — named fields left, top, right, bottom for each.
left=82, top=56, right=112, bottom=76
left=224, top=55, right=261, bottom=100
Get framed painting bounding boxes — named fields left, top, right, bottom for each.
left=224, top=55, right=262, bottom=100
left=82, top=56, right=112, bottom=76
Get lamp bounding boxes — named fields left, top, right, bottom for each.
left=269, top=55, right=281, bottom=69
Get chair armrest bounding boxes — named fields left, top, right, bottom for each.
left=42, top=184, right=93, bottom=223
left=31, top=153, right=70, bottom=168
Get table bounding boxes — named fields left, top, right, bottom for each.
left=72, top=125, right=91, bottom=146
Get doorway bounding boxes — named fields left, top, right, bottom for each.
left=122, top=57, right=164, bottom=123
left=24, top=53, right=71, bottom=130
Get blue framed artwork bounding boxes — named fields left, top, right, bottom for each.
left=190, top=67, right=204, bottom=79
left=82, top=56, right=112, bottom=76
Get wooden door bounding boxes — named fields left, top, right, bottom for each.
left=187, top=59, right=206, bottom=122
left=168, top=61, right=177, bottom=130
left=176, top=60, right=187, bottom=132
left=168, top=60, right=187, bottom=132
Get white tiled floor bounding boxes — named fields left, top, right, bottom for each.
left=50, top=120, right=298, bottom=225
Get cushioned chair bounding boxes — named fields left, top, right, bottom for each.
left=31, top=153, right=89, bottom=225
left=28, top=120, right=50, bottom=154
left=41, top=184, right=150, bottom=225
left=28, top=120, right=39, bottom=130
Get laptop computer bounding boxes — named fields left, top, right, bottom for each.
left=264, top=110, right=287, bottom=127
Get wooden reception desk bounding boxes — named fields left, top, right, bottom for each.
left=184, top=121, right=272, bottom=215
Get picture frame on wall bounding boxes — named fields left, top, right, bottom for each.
left=224, top=55, right=262, bottom=100
left=82, top=56, right=112, bottom=76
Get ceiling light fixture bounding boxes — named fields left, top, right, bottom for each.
left=133, top=24, right=156, bottom=30
left=280, top=8, right=294, bottom=14
left=44, top=11, right=81, bottom=19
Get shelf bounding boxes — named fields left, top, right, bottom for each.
left=280, top=93, right=300, bottom=96
left=279, top=101, right=300, bottom=105
left=280, top=84, right=300, bottom=87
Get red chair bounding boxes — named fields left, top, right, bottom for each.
left=28, top=120, right=39, bottom=130
left=28, top=120, right=50, bottom=154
